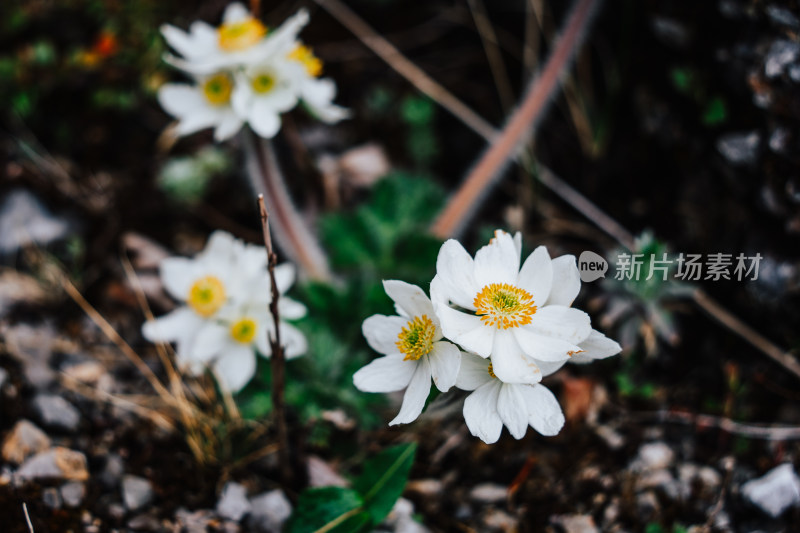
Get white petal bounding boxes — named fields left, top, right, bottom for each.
left=223, top=2, right=250, bottom=23
left=280, top=322, right=307, bottom=359
left=535, top=359, right=567, bottom=377
left=273, top=263, right=296, bottom=293
left=390, top=357, right=432, bottom=425
left=526, top=305, right=592, bottom=344
left=383, top=280, right=434, bottom=320
left=427, top=341, right=461, bottom=392
left=214, top=344, right=256, bottom=393
left=159, top=257, right=195, bottom=301
left=434, top=305, right=494, bottom=358
left=517, top=246, right=553, bottom=306
left=255, top=319, right=271, bottom=357
left=521, top=384, right=565, bottom=436
left=362, top=315, right=405, bottom=355
left=489, top=331, right=542, bottom=384
left=570, top=329, right=622, bottom=364
left=456, top=352, right=493, bottom=391
left=157, top=84, right=206, bottom=118
left=497, top=384, right=529, bottom=440
left=353, top=354, right=415, bottom=393
left=434, top=241, right=480, bottom=309
left=248, top=104, right=282, bottom=138
left=142, top=307, right=202, bottom=342
left=202, top=230, right=238, bottom=260
left=278, top=297, right=307, bottom=320
left=545, top=255, right=581, bottom=306
left=512, top=326, right=580, bottom=362
left=473, top=231, right=520, bottom=286
left=213, top=112, right=243, bottom=141
left=463, top=381, right=503, bottom=444
left=259, top=85, right=298, bottom=113
left=190, top=323, right=230, bottom=364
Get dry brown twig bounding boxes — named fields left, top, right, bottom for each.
left=628, top=410, right=800, bottom=440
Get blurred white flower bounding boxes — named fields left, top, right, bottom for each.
left=158, top=73, right=243, bottom=141
left=354, top=280, right=462, bottom=425
left=142, top=231, right=307, bottom=391
left=283, top=45, right=351, bottom=124
left=431, top=230, right=595, bottom=386
left=231, top=59, right=299, bottom=138
left=456, top=352, right=565, bottom=444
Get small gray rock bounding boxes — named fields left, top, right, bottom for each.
left=551, top=514, right=600, bottom=533
left=217, top=482, right=252, bottom=522
left=247, top=490, right=292, bottom=532
left=100, top=454, right=125, bottom=487
left=766, top=5, right=800, bottom=28
left=16, top=447, right=89, bottom=481
left=469, top=483, right=507, bottom=503
left=122, top=475, right=154, bottom=512
left=716, top=132, right=761, bottom=165
left=769, top=128, right=790, bottom=153
left=631, top=442, right=675, bottom=472
left=2, top=419, right=51, bottom=464
left=33, top=394, right=81, bottom=432
left=765, top=40, right=800, bottom=78
left=742, top=463, right=800, bottom=517
left=60, top=481, right=86, bottom=507
left=42, top=487, right=61, bottom=509
left=127, top=513, right=161, bottom=531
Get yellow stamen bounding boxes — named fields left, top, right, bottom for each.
left=288, top=44, right=323, bottom=77
left=230, top=318, right=257, bottom=344
left=251, top=72, right=276, bottom=94
left=218, top=17, right=267, bottom=51
left=396, top=315, right=436, bottom=361
left=474, top=283, right=537, bottom=329
left=487, top=363, right=497, bottom=379
left=187, top=276, right=226, bottom=317
left=202, top=73, right=234, bottom=105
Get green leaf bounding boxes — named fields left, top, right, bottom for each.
left=285, top=487, right=371, bottom=533
left=353, top=442, right=417, bottom=524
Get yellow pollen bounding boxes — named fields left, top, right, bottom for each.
left=230, top=317, right=257, bottom=344
left=202, top=73, right=233, bottom=105
left=218, top=17, right=267, bottom=51
left=288, top=45, right=323, bottom=77
left=396, top=315, right=436, bottom=361
left=251, top=72, right=276, bottom=94
left=187, top=276, right=226, bottom=317
left=474, top=283, right=537, bottom=329
left=487, top=363, right=497, bottom=379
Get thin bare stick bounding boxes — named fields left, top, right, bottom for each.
left=22, top=502, right=34, bottom=533
left=313, top=0, right=498, bottom=142
left=243, top=130, right=331, bottom=281
left=257, top=195, right=293, bottom=487
left=693, top=288, right=800, bottom=381
left=432, top=0, right=599, bottom=238
left=467, top=0, right=515, bottom=112
left=628, top=410, right=800, bottom=440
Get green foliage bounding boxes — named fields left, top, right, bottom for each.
left=158, top=147, right=232, bottom=204
left=400, top=95, right=438, bottom=167
left=286, top=443, right=417, bottom=533
left=669, top=66, right=727, bottom=127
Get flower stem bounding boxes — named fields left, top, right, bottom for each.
left=257, top=195, right=293, bottom=487
left=243, top=129, right=331, bottom=281
left=430, top=0, right=599, bottom=238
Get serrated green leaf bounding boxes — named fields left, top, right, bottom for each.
left=285, top=487, right=371, bottom=533
left=353, top=442, right=417, bottom=524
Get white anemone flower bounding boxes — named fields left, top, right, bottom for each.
left=230, top=60, right=299, bottom=138
left=158, top=72, right=243, bottom=141
left=162, top=4, right=309, bottom=76
left=189, top=263, right=308, bottom=392
left=431, top=230, right=595, bottom=386
left=283, top=47, right=350, bottom=124
left=456, top=352, right=565, bottom=444
left=142, top=231, right=242, bottom=363
left=353, top=280, right=462, bottom=425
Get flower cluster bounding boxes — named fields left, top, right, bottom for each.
left=158, top=3, right=348, bottom=141
left=142, top=231, right=307, bottom=392
left=354, top=230, right=621, bottom=444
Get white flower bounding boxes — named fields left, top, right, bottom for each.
left=431, top=230, right=600, bottom=385
left=353, top=280, right=462, bottom=425
left=456, top=352, right=565, bottom=444
left=230, top=59, right=299, bottom=138
left=161, top=4, right=309, bottom=76
left=158, top=72, right=243, bottom=141
left=282, top=48, right=350, bottom=124
left=189, top=263, right=308, bottom=392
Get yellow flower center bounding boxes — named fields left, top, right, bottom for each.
left=487, top=363, right=497, bottom=379
left=396, top=315, right=436, bottom=361
left=251, top=72, right=276, bottom=94
left=474, top=283, right=537, bottom=329
left=202, top=73, right=234, bottom=105
left=288, top=45, right=323, bottom=77
left=230, top=317, right=257, bottom=344
left=187, top=276, right=226, bottom=317
left=218, top=17, right=267, bottom=51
